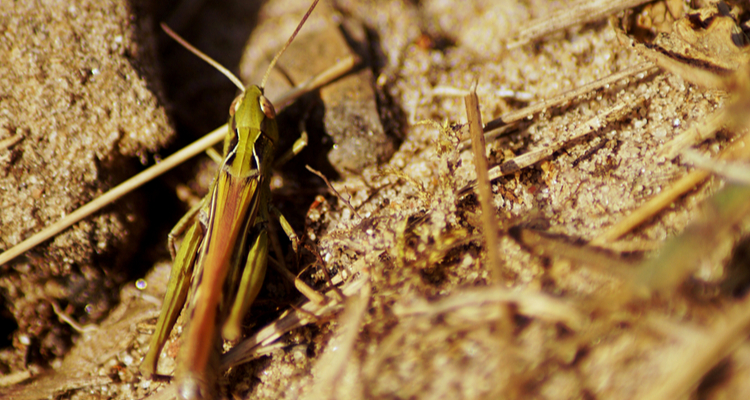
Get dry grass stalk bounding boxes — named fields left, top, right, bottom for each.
left=392, top=285, right=584, bottom=330
left=0, top=132, right=23, bottom=152
left=592, top=131, right=750, bottom=245
left=507, top=0, right=652, bottom=48
left=460, top=99, right=640, bottom=196
left=464, top=90, right=501, bottom=281
left=220, top=273, right=368, bottom=369
left=641, top=293, right=750, bottom=400
left=658, top=108, right=728, bottom=159
left=682, top=150, right=750, bottom=185
left=300, top=279, right=371, bottom=400
left=0, top=124, right=225, bottom=267
left=488, top=100, right=637, bottom=179
left=481, top=61, right=655, bottom=137
left=0, top=56, right=357, bottom=268
left=8, top=1, right=750, bottom=399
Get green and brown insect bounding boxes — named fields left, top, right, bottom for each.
left=138, top=2, right=321, bottom=399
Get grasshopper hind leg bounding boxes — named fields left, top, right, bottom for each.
left=140, top=220, right=204, bottom=377
left=222, top=224, right=269, bottom=342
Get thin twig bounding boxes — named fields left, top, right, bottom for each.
left=0, top=132, right=23, bottom=152
left=0, top=124, right=226, bottom=267
left=306, top=165, right=361, bottom=219
left=392, top=285, right=584, bottom=330
left=304, top=279, right=371, bottom=399
left=0, top=57, right=357, bottom=267
left=273, top=55, right=361, bottom=111
left=50, top=299, right=96, bottom=333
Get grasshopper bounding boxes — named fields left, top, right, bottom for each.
left=139, top=2, right=320, bottom=399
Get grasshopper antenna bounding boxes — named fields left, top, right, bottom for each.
left=161, top=22, right=246, bottom=92
left=260, top=0, right=320, bottom=89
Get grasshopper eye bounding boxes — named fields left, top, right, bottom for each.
left=229, top=95, right=242, bottom=117
left=259, top=95, right=276, bottom=119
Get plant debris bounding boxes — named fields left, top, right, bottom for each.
left=3, top=0, right=750, bottom=399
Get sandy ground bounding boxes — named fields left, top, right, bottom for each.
left=2, top=0, right=750, bottom=399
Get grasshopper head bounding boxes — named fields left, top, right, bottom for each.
left=229, top=85, right=278, bottom=141
left=224, top=85, right=280, bottom=176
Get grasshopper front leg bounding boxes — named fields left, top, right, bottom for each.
left=270, top=204, right=300, bottom=253
left=168, top=199, right=206, bottom=259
